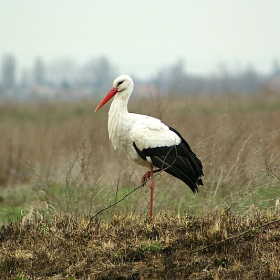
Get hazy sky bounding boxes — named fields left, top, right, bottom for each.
left=1, top=0, right=280, bottom=77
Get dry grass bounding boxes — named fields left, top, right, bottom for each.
left=0, top=93, right=280, bottom=278
left=0, top=93, right=279, bottom=221
left=0, top=211, right=280, bottom=279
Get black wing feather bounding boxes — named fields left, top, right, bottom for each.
left=133, top=126, right=203, bottom=193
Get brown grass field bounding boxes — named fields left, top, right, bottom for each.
left=0, top=93, right=280, bottom=279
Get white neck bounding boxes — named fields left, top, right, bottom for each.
left=109, top=93, right=129, bottom=114
left=108, top=88, right=132, bottom=150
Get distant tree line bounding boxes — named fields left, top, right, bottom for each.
left=153, top=60, right=270, bottom=95
left=0, top=54, right=279, bottom=99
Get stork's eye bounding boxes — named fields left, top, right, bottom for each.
left=117, top=80, right=124, bottom=86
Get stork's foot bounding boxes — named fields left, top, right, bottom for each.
left=141, top=168, right=161, bottom=186
left=141, top=171, right=153, bottom=186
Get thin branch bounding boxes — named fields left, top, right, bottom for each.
left=86, top=171, right=162, bottom=229
left=114, top=178, right=120, bottom=203
left=265, top=162, right=280, bottom=181
left=189, top=218, right=280, bottom=255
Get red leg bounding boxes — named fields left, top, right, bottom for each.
left=141, top=167, right=160, bottom=219
left=149, top=170, right=154, bottom=219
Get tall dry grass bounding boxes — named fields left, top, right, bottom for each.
left=0, top=93, right=279, bottom=222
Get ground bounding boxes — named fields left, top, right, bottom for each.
left=0, top=211, right=280, bottom=279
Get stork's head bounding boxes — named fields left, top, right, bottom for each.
left=95, top=75, right=134, bottom=112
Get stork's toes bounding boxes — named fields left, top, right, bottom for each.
left=141, top=171, right=153, bottom=185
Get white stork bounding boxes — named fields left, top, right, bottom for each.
left=95, top=75, right=203, bottom=218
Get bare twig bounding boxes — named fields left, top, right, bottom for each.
left=86, top=171, right=162, bottom=229
left=265, top=162, right=280, bottom=181
left=189, top=218, right=280, bottom=255
left=114, top=178, right=120, bottom=203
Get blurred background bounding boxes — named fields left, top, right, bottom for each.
left=0, top=1, right=280, bottom=223
left=0, top=0, right=280, bottom=99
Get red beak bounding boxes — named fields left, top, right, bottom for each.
left=94, top=87, right=118, bottom=112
